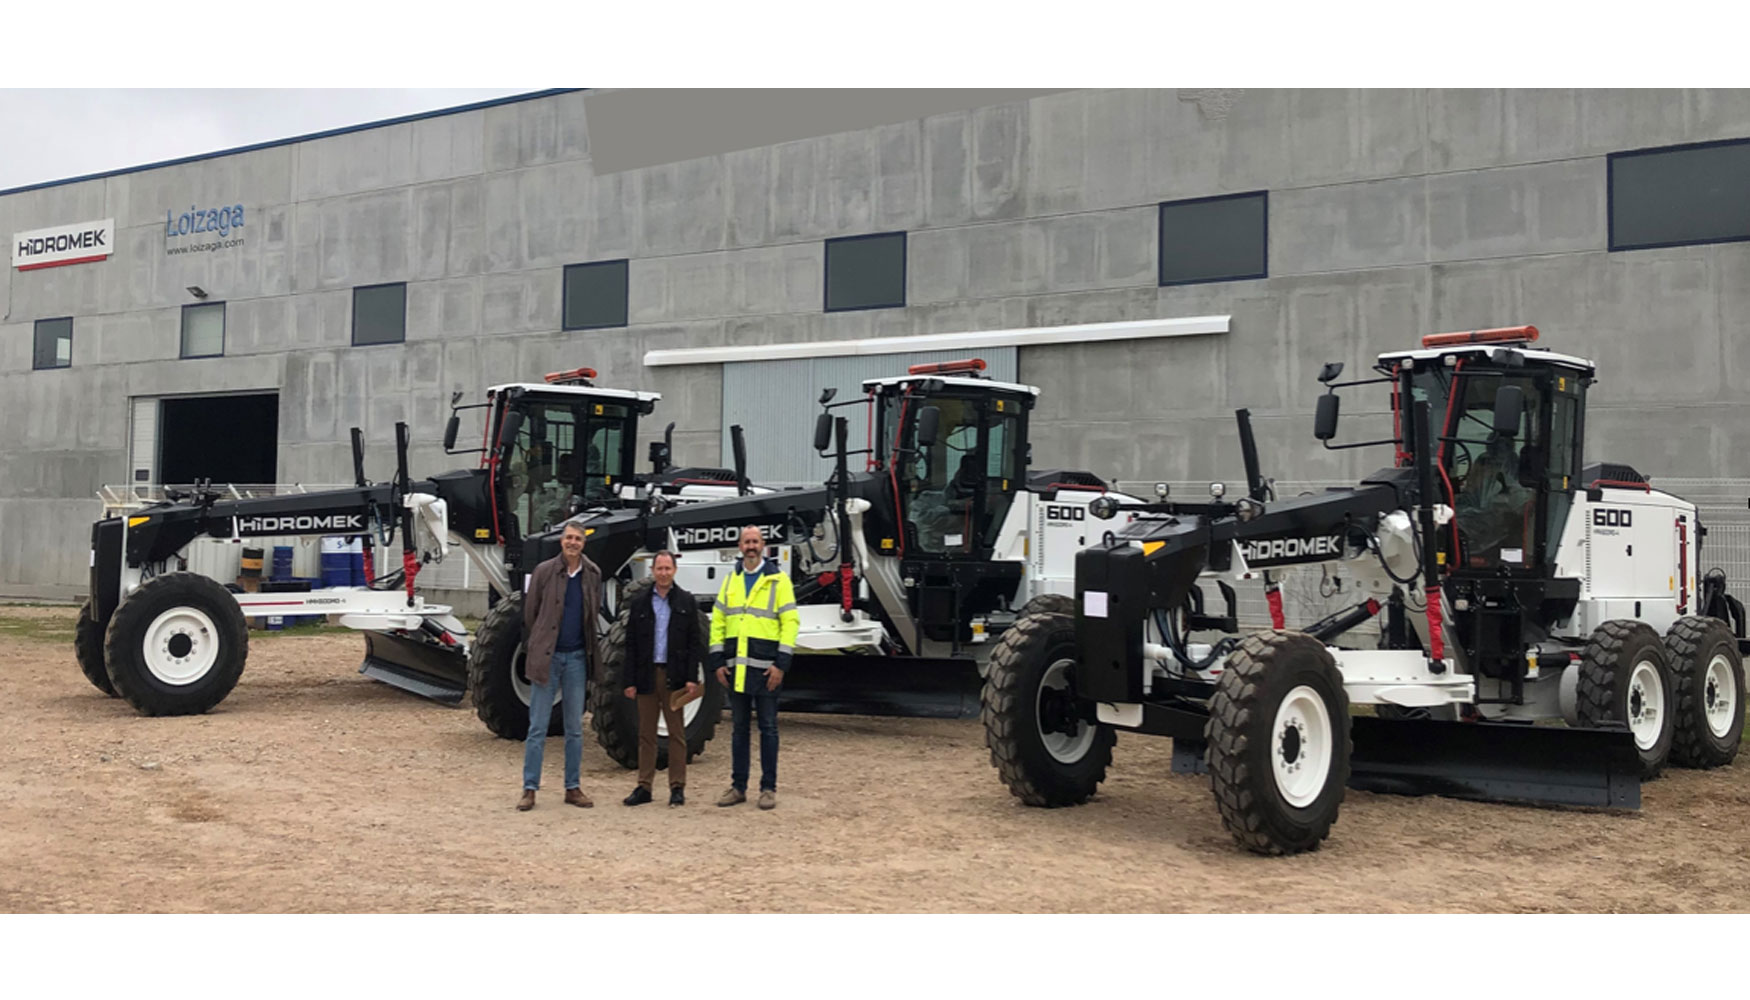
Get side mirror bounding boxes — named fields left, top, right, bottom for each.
left=496, top=410, right=524, bottom=451
left=813, top=412, right=833, bottom=453
left=1313, top=393, right=1341, bottom=441
left=1317, top=361, right=1345, bottom=384
left=442, top=414, right=460, bottom=452
left=819, top=387, right=837, bottom=405
left=1492, top=385, right=1525, bottom=437
left=916, top=406, right=941, bottom=449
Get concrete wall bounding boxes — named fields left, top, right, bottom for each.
left=5, top=88, right=1750, bottom=593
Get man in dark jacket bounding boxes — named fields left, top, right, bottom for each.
left=621, top=550, right=703, bottom=806
left=518, top=518, right=602, bottom=811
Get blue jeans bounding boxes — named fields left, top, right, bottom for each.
left=729, top=683, right=780, bottom=792
left=523, top=649, right=587, bottom=791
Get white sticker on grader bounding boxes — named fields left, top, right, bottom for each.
left=1084, top=590, right=1108, bottom=618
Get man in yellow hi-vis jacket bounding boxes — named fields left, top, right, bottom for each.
left=711, top=524, right=800, bottom=810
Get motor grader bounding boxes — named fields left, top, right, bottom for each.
left=979, top=326, right=1748, bottom=854
left=75, top=367, right=750, bottom=763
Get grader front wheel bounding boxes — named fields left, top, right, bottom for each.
left=981, top=610, right=1114, bottom=807
left=1206, top=631, right=1351, bottom=856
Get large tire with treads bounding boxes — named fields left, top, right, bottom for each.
left=1016, top=593, right=1075, bottom=619
left=587, top=581, right=723, bottom=770
left=1206, top=630, right=1351, bottom=856
left=1576, top=619, right=1674, bottom=780
left=1664, top=615, right=1744, bottom=769
left=103, top=572, right=249, bottom=716
left=75, top=599, right=117, bottom=697
left=467, top=593, right=562, bottom=740
left=982, top=609, right=1114, bottom=807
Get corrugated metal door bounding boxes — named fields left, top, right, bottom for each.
left=130, top=397, right=158, bottom=484
left=722, top=348, right=1018, bottom=487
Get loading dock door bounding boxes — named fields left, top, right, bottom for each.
left=156, top=393, right=280, bottom=486
left=722, top=348, right=1017, bottom=487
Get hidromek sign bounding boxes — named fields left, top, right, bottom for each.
left=12, top=218, right=115, bottom=270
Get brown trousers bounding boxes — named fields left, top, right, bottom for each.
left=637, top=667, right=688, bottom=790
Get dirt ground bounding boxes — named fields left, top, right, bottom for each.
left=4, top=603, right=1750, bottom=913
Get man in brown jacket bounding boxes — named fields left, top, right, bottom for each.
left=518, top=518, right=602, bottom=811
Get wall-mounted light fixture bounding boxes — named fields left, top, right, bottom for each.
left=186, top=285, right=208, bottom=299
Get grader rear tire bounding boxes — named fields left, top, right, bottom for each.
left=588, top=582, right=723, bottom=771
left=1207, top=631, right=1351, bottom=856
left=103, top=573, right=249, bottom=716
left=1577, top=620, right=1674, bottom=780
left=1016, top=593, right=1075, bottom=619
left=467, top=594, right=562, bottom=740
left=982, top=610, right=1114, bottom=807
left=75, top=599, right=117, bottom=697
left=1665, top=615, right=1744, bottom=769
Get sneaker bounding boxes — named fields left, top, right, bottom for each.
left=517, top=789, right=536, bottom=812
left=564, top=788, right=593, bottom=808
left=716, top=786, right=746, bottom=807
left=623, top=786, right=653, bottom=807
left=758, top=789, right=776, bottom=810
left=669, top=787, right=685, bottom=807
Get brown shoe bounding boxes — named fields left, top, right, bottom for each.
left=565, top=788, right=593, bottom=808
left=716, top=786, right=746, bottom=807
left=517, top=789, right=536, bottom=811
left=758, top=789, right=776, bottom=810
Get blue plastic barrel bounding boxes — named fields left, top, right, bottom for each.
left=350, top=550, right=366, bottom=585
left=320, top=552, right=352, bottom=589
left=271, top=546, right=295, bottom=580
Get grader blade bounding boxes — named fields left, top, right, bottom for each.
left=776, top=654, right=983, bottom=718
left=1347, top=716, right=1640, bottom=810
left=359, top=629, right=468, bottom=706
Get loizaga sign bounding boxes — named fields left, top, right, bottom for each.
left=12, top=218, right=115, bottom=270
left=164, top=202, right=246, bottom=255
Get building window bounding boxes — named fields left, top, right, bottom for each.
left=1158, top=191, right=1268, bottom=287
left=1610, top=138, right=1750, bottom=251
left=563, top=259, right=630, bottom=331
left=825, top=232, right=906, bottom=312
left=181, top=302, right=226, bottom=358
left=33, top=317, right=72, bottom=370
left=353, top=282, right=407, bottom=346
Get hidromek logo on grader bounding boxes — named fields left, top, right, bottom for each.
left=1239, top=533, right=1343, bottom=568
left=236, top=513, right=367, bottom=536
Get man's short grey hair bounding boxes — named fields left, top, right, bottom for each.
left=561, top=517, right=590, bottom=537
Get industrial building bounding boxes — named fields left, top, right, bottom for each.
left=5, top=88, right=1749, bottom=600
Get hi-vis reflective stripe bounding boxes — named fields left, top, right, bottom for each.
left=733, top=655, right=777, bottom=692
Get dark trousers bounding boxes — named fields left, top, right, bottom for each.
left=728, top=685, right=780, bottom=792
left=637, top=666, right=688, bottom=790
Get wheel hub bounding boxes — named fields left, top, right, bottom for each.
left=1626, top=659, right=1664, bottom=751
left=143, top=606, right=221, bottom=686
left=1270, top=685, right=1334, bottom=808
left=1703, top=652, right=1738, bottom=739
left=1036, top=657, right=1096, bottom=764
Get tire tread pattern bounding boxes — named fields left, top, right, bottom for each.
left=1576, top=619, right=1673, bottom=780
left=981, top=610, right=1114, bottom=807
left=1665, top=615, right=1744, bottom=769
left=75, top=599, right=117, bottom=697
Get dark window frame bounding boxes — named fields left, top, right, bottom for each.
left=1608, top=136, right=1750, bottom=252
left=32, top=316, right=73, bottom=370
left=351, top=281, right=408, bottom=346
left=562, top=259, right=631, bottom=331
left=824, top=231, right=908, bottom=313
left=1157, top=190, right=1269, bottom=288
left=179, top=301, right=227, bottom=359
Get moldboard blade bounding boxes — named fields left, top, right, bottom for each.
left=359, top=630, right=467, bottom=706
left=1347, top=716, right=1640, bottom=810
left=775, top=655, right=983, bottom=718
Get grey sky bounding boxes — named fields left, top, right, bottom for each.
left=0, top=89, right=535, bottom=193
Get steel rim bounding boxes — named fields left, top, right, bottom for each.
left=1037, top=658, right=1095, bottom=764
left=510, top=640, right=562, bottom=709
left=143, top=606, right=220, bottom=685
left=1703, top=652, right=1738, bottom=739
left=1272, top=685, right=1334, bottom=808
left=1627, top=658, right=1665, bottom=750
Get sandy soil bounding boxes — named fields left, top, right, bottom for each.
left=4, top=604, right=1750, bottom=913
